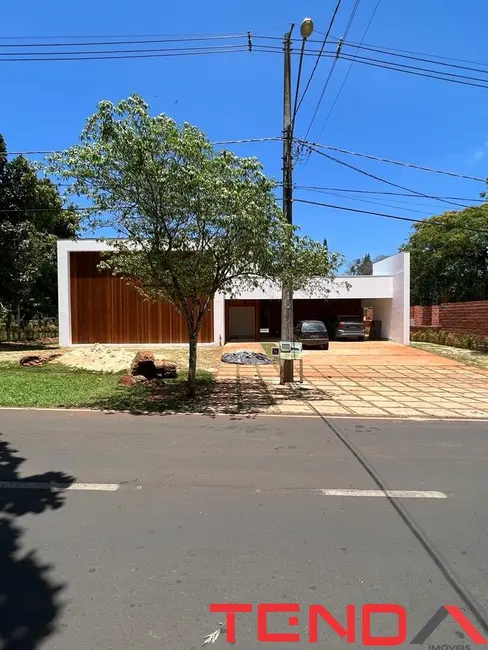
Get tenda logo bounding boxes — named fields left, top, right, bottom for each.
left=209, top=603, right=487, bottom=646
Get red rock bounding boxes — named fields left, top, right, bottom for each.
left=130, top=350, right=157, bottom=379
left=20, top=352, right=62, bottom=367
left=119, top=374, right=136, bottom=386
left=133, top=374, right=148, bottom=383
left=154, top=360, right=177, bottom=378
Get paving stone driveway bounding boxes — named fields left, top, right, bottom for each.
left=216, top=342, right=488, bottom=419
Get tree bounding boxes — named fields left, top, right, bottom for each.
left=47, top=95, right=343, bottom=397
left=349, top=253, right=373, bottom=275
left=0, top=136, right=79, bottom=336
left=401, top=205, right=488, bottom=305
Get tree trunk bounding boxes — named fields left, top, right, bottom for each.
left=5, top=311, right=12, bottom=342
left=187, top=333, right=198, bottom=399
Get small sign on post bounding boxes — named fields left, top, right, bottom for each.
left=271, top=346, right=280, bottom=363
left=279, top=341, right=302, bottom=360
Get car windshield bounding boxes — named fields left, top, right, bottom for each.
left=339, top=316, right=362, bottom=323
left=302, top=321, right=326, bottom=332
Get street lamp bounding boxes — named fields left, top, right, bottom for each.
left=300, top=17, right=314, bottom=39
left=280, top=18, right=314, bottom=384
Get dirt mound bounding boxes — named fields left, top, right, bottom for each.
left=57, top=344, right=136, bottom=373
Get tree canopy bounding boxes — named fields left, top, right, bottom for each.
left=0, top=136, right=78, bottom=336
left=47, top=95, right=344, bottom=395
left=348, top=253, right=373, bottom=275
left=401, top=204, right=488, bottom=305
left=347, top=253, right=389, bottom=275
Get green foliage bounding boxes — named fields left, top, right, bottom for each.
left=47, top=95, right=343, bottom=396
left=410, top=327, right=488, bottom=353
left=0, top=136, right=79, bottom=334
left=401, top=205, right=488, bottom=305
left=348, top=253, right=373, bottom=275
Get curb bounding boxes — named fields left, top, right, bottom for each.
left=0, top=405, right=487, bottom=423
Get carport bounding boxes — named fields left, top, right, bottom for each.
left=220, top=253, right=410, bottom=345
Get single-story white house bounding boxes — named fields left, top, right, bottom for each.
left=57, top=240, right=410, bottom=346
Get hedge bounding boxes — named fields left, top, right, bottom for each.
left=410, top=327, right=488, bottom=353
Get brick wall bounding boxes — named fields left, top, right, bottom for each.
left=410, top=301, right=488, bottom=336
left=410, top=305, right=434, bottom=326
left=431, top=305, right=440, bottom=327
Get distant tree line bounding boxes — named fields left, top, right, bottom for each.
left=350, top=201, right=488, bottom=306
left=348, top=253, right=388, bottom=275
left=0, top=135, right=78, bottom=338
left=401, top=204, right=488, bottom=305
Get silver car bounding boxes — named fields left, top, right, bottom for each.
left=332, top=315, right=366, bottom=341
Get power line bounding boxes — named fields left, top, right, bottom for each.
left=0, top=44, right=250, bottom=57
left=336, top=52, right=488, bottom=90
left=304, top=0, right=362, bottom=139
left=303, top=143, right=470, bottom=209
left=328, top=36, right=488, bottom=70
left=300, top=140, right=488, bottom=182
left=4, top=137, right=280, bottom=156
left=0, top=45, right=249, bottom=63
left=305, top=189, right=431, bottom=215
left=318, top=0, right=381, bottom=135
left=0, top=35, right=247, bottom=48
left=294, top=197, right=488, bottom=233
left=303, top=55, right=340, bottom=140
left=0, top=206, right=92, bottom=214
left=255, top=45, right=488, bottom=89
left=294, top=185, right=487, bottom=204
left=0, top=24, right=288, bottom=41
left=342, top=40, right=488, bottom=77
left=343, top=0, right=362, bottom=37
left=294, top=0, right=343, bottom=116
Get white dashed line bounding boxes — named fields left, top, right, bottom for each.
left=319, top=489, right=447, bottom=499
left=0, top=481, right=120, bottom=491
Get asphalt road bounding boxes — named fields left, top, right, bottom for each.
left=0, top=409, right=488, bottom=649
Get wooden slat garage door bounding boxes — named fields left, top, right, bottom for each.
left=70, top=252, right=214, bottom=344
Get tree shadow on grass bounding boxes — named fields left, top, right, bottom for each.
left=0, top=437, right=75, bottom=649
left=85, top=371, right=333, bottom=417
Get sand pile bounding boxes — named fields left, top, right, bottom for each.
left=56, top=344, right=136, bottom=373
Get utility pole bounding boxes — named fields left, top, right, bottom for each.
left=279, top=17, right=314, bottom=384
left=280, top=25, right=295, bottom=384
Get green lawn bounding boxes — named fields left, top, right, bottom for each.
left=411, top=342, right=488, bottom=370
left=0, top=363, right=215, bottom=412
left=261, top=342, right=278, bottom=358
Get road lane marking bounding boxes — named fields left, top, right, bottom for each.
left=0, top=481, right=119, bottom=491
left=319, top=489, right=447, bottom=498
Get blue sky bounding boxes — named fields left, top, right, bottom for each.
left=2, top=0, right=488, bottom=266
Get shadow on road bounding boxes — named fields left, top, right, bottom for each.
left=312, top=412, right=488, bottom=640
left=0, top=436, right=74, bottom=649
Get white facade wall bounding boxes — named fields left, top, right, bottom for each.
left=225, top=274, right=393, bottom=301
left=57, top=241, right=410, bottom=346
left=372, top=252, right=410, bottom=344
left=57, top=240, right=116, bottom=346
left=366, top=298, right=393, bottom=340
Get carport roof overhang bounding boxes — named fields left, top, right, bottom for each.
left=225, top=275, right=393, bottom=300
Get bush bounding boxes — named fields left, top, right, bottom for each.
left=410, top=328, right=488, bottom=353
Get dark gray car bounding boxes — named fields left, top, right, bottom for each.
left=330, top=315, right=366, bottom=341
left=294, top=320, right=329, bottom=349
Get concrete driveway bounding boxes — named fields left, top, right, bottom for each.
left=216, top=341, right=488, bottom=419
